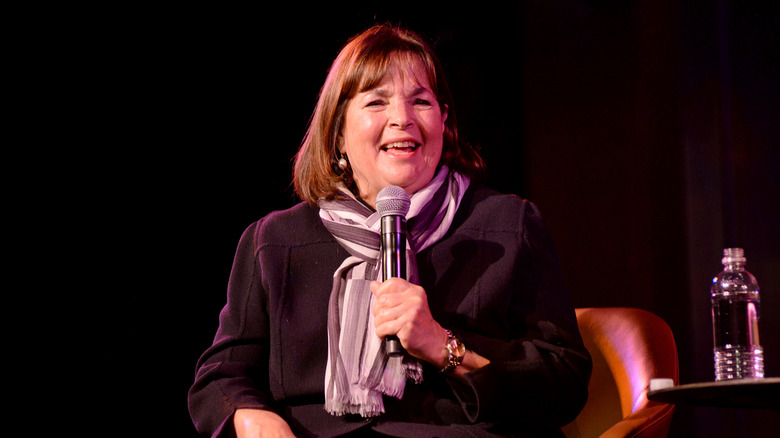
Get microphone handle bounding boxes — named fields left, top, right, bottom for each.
left=381, top=215, right=406, bottom=356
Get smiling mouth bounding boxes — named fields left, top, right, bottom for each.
left=381, top=140, right=420, bottom=152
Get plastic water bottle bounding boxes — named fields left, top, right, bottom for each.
left=711, top=248, right=764, bottom=380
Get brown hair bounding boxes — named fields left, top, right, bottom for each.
left=293, top=24, right=486, bottom=205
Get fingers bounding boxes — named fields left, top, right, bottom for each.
left=371, top=278, right=422, bottom=320
left=371, top=279, right=408, bottom=337
left=370, top=278, right=448, bottom=364
left=370, top=278, right=427, bottom=336
left=371, top=278, right=418, bottom=306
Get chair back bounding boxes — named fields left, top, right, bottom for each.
left=563, top=307, right=678, bottom=438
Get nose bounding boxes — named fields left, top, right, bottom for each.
left=388, top=100, right=414, bottom=129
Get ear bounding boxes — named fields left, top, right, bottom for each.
left=441, top=104, right=449, bottom=129
left=337, top=133, right=345, bottom=153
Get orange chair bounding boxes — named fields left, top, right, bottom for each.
left=562, top=307, right=679, bottom=438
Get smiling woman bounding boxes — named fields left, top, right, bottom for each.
left=339, top=60, right=447, bottom=207
left=189, top=23, right=592, bottom=438
left=292, top=24, right=486, bottom=206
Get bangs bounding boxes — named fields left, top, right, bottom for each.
left=348, top=49, right=439, bottom=100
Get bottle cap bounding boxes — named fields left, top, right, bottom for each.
left=722, top=248, right=746, bottom=265
left=649, top=378, right=675, bottom=391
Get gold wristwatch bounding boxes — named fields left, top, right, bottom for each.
left=440, top=329, right=466, bottom=373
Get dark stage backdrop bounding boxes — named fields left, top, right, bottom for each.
left=106, top=2, right=779, bottom=436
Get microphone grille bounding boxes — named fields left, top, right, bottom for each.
left=376, top=186, right=411, bottom=217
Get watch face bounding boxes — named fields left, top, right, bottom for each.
left=441, top=332, right=465, bottom=372
left=455, top=340, right=466, bottom=357
left=449, top=338, right=466, bottom=358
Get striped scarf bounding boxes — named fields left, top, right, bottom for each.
left=318, top=166, right=470, bottom=417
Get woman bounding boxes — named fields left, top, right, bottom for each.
left=189, top=24, right=591, bottom=437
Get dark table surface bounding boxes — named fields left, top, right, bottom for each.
left=647, top=377, right=780, bottom=410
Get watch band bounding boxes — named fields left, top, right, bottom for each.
left=440, top=329, right=466, bottom=373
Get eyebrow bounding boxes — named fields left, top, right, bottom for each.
left=366, top=86, right=431, bottom=98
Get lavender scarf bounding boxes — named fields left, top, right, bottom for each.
left=318, top=167, right=469, bottom=417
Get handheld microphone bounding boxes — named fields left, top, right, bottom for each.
left=375, top=185, right=411, bottom=356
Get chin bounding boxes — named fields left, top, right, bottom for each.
left=375, top=166, right=436, bottom=194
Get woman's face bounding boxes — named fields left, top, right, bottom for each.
left=340, top=60, right=447, bottom=208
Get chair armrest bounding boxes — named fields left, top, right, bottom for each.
left=600, top=403, right=674, bottom=438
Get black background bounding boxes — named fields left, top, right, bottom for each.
left=60, top=2, right=779, bottom=436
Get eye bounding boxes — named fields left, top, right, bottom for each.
left=414, top=98, right=432, bottom=106
left=365, top=100, right=385, bottom=108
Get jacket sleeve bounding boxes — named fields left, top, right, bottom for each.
left=446, top=200, right=592, bottom=428
left=188, top=221, right=273, bottom=437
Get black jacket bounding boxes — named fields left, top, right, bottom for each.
left=188, top=184, right=591, bottom=437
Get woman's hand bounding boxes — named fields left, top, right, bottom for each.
left=370, top=278, right=491, bottom=378
left=233, top=408, right=295, bottom=438
left=370, top=278, right=449, bottom=367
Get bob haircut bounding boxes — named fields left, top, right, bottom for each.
left=293, top=24, right=486, bottom=205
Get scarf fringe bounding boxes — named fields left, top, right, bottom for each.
left=325, top=393, right=386, bottom=417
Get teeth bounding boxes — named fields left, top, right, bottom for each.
left=384, top=141, right=418, bottom=150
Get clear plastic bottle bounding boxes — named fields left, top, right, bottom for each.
left=711, top=248, right=764, bottom=380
